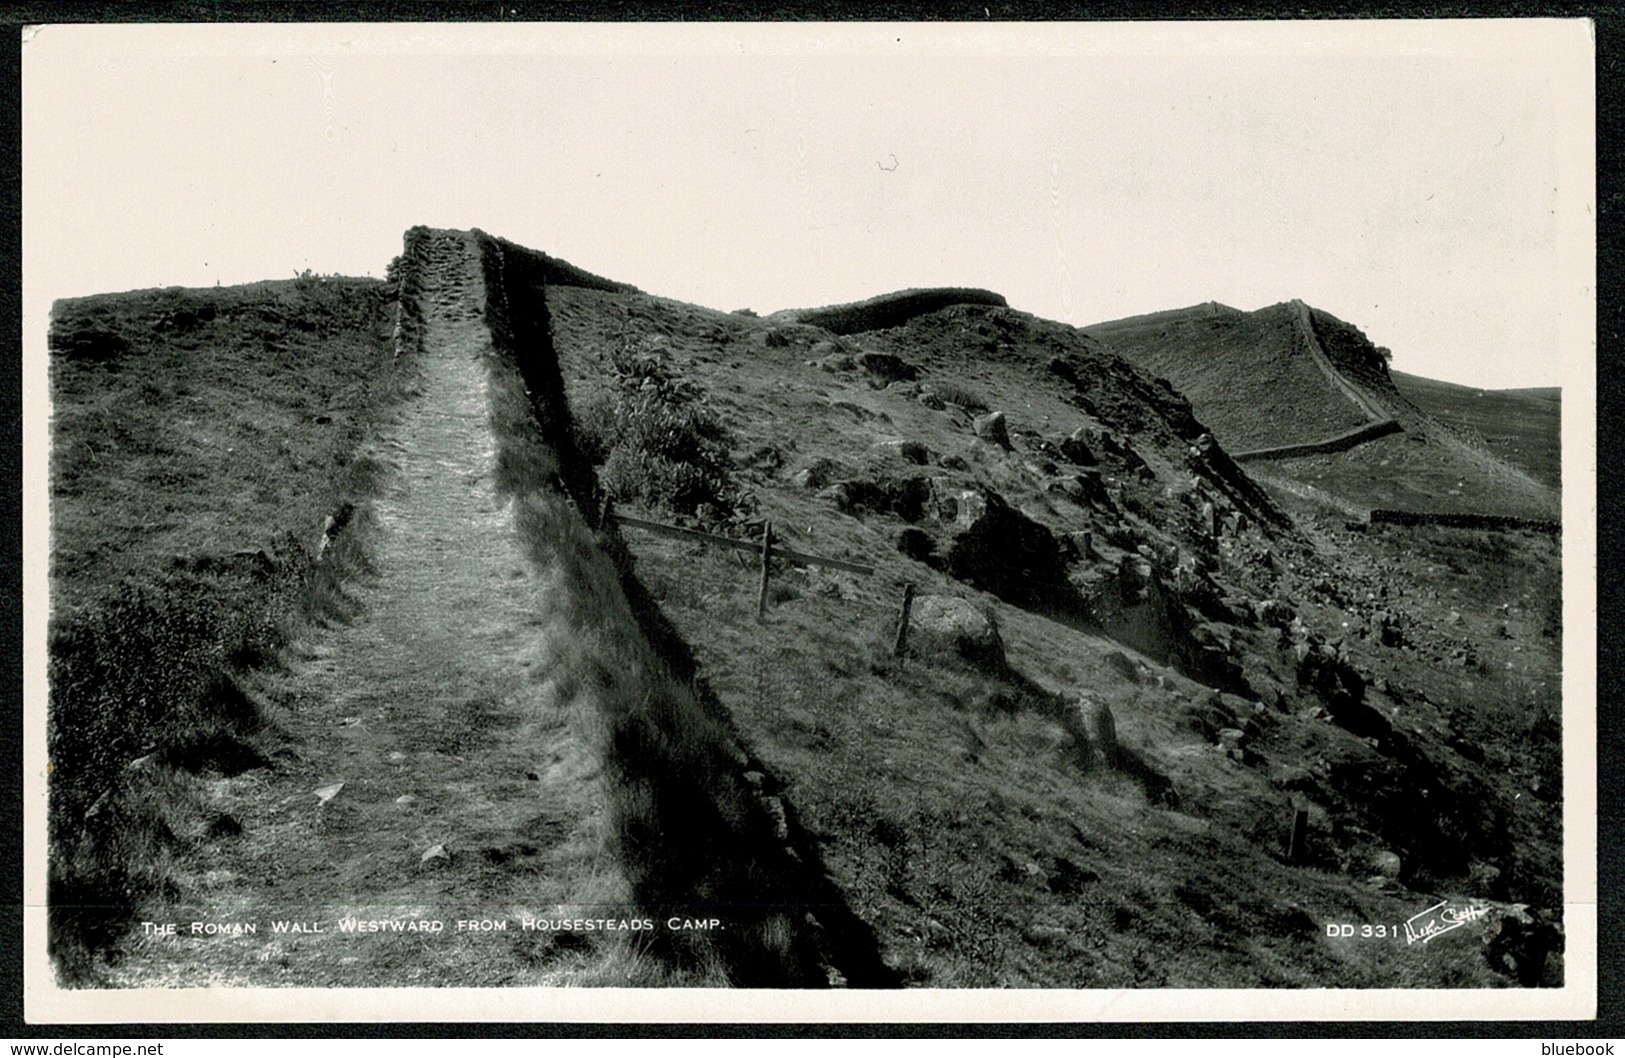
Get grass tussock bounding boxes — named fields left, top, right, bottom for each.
left=47, top=274, right=409, bottom=981
left=923, top=378, right=990, bottom=411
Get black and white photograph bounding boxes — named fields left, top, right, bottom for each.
left=21, top=17, right=1596, bottom=1022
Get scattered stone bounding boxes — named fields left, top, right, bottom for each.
left=896, top=526, right=936, bottom=562
left=856, top=351, right=917, bottom=384
left=395, top=794, right=417, bottom=805
left=313, top=782, right=344, bottom=805
left=1370, top=849, right=1402, bottom=879
left=908, top=594, right=1007, bottom=669
left=1102, top=650, right=1141, bottom=683
left=421, top=843, right=450, bottom=863
left=973, top=411, right=1011, bottom=448
left=1059, top=427, right=1099, bottom=466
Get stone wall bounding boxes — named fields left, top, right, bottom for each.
left=392, top=225, right=433, bottom=358
left=1232, top=418, right=1403, bottom=461
left=1367, top=509, right=1560, bottom=532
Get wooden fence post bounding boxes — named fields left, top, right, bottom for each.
left=756, top=521, right=774, bottom=620
left=892, top=583, right=916, bottom=657
left=1287, top=802, right=1309, bottom=865
left=598, top=492, right=615, bottom=531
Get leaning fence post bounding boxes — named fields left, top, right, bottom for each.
left=892, top=583, right=916, bottom=657
left=598, top=492, right=615, bottom=531
left=1287, top=801, right=1309, bottom=865
left=756, top=521, right=774, bottom=620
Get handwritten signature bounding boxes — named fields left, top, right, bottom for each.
left=1403, top=899, right=1491, bottom=945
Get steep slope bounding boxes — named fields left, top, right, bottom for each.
left=545, top=270, right=1564, bottom=988
left=1082, top=301, right=1372, bottom=450
left=1087, top=301, right=1559, bottom=521
left=46, top=273, right=405, bottom=980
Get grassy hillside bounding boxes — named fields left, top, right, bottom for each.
left=1392, top=370, right=1561, bottom=491
left=545, top=280, right=1564, bottom=988
left=1090, top=301, right=1559, bottom=521
left=1082, top=302, right=1370, bottom=450
left=47, top=275, right=403, bottom=978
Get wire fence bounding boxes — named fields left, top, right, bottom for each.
left=606, top=501, right=916, bottom=654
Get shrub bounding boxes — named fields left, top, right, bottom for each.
left=575, top=339, right=739, bottom=519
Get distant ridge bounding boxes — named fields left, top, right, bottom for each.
left=1088, top=298, right=1559, bottom=521
left=1082, top=300, right=1376, bottom=451
left=770, top=287, right=1007, bottom=335
left=1081, top=301, right=1243, bottom=335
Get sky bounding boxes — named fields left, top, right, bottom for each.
left=22, top=19, right=1594, bottom=389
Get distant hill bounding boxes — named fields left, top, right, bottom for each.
left=1082, top=301, right=1372, bottom=451
left=1086, top=301, right=1559, bottom=521
left=1391, top=370, right=1561, bottom=491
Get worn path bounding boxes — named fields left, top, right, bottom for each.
left=107, top=233, right=631, bottom=987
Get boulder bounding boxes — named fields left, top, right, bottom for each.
left=940, top=489, right=1074, bottom=611
left=870, top=439, right=933, bottom=465
left=1102, top=650, right=1141, bottom=683
left=1297, top=643, right=1386, bottom=740
left=791, top=458, right=843, bottom=489
left=1069, top=471, right=1113, bottom=508
left=1059, top=427, right=1099, bottom=466
left=812, top=353, right=856, bottom=372
left=1102, top=433, right=1152, bottom=477
left=1369, top=849, right=1402, bottom=879
left=825, top=475, right=932, bottom=521
left=909, top=595, right=1006, bottom=669
left=895, top=527, right=936, bottom=562
left=973, top=411, right=1011, bottom=448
